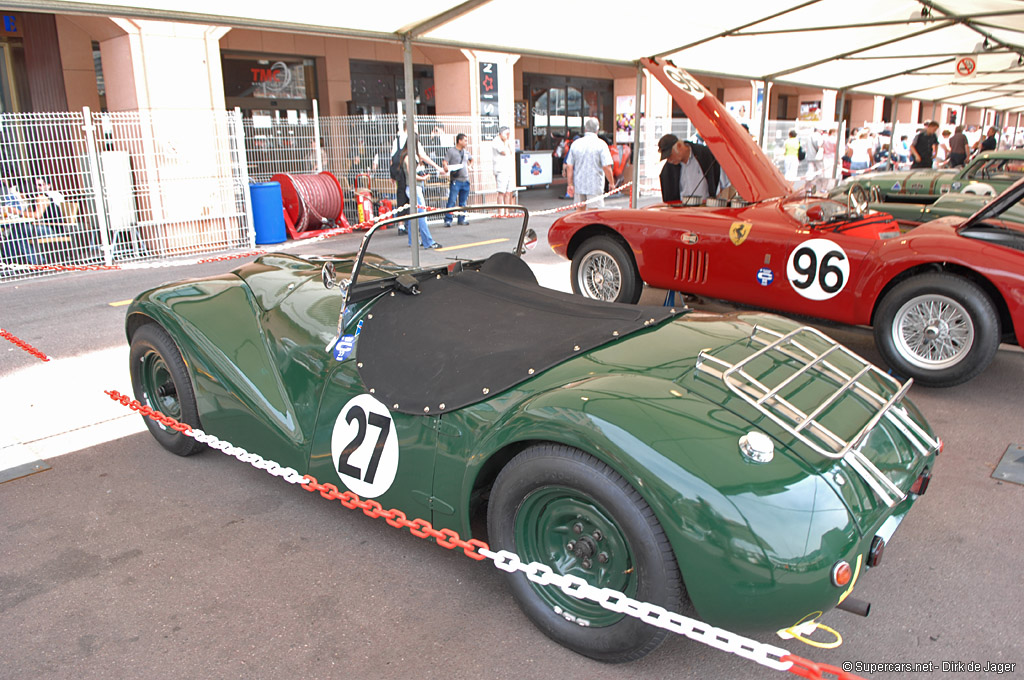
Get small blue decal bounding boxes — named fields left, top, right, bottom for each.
left=333, top=319, right=363, bottom=361
left=756, top=267, right=774, bottom=286
left=891, top=181, right=901, bottom=191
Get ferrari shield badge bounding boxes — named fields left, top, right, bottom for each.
left=729, top=221, right=752, bottom=246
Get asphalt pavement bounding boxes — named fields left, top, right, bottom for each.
left=1, top=186, right=1022, bottom=679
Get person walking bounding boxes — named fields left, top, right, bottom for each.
left=783, top=130, right=801, bottom=180
left=491, top=126, right=515, bottom=217
left=910, top=121, right=939, bottom=169
left=442, top=133, right=473, bottom=227
left=397, top=146, right=441, bottom=250
left=565, top=118, right=613, bottom=211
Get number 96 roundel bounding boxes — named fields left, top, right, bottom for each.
left=786, top=238, right=849, bottom=301
left=331, top=394, right=399, bottom=498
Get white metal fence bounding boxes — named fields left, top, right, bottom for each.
left=0, top=108, right=252, bottom=283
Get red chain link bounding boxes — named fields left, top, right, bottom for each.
left=104, top=389, right=192, bottom=434
left=196, top=250, right=268, bottom=264
left=1, top=328, right=51, bottom=361
left=301, top=474, right=490, bottom=560
left=783, top=654, right=866, bottom=680
left=6, top=263, right=122, bottom=272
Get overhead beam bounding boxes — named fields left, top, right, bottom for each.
left=397, top=0, right=492, bottom=38
left=763, top=21, right=954, bottom=80
left=653, top=0, right=822, bottom=58
left=735, top=9, right=1024, bottom=37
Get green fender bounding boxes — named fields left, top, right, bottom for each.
left=437, top=372, right=860, bottom=632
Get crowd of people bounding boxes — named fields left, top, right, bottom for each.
left=782, top=121, right=1016, bottom=184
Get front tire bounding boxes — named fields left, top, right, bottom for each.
left=487, top=444, right=684, bottom=663
left=874, top=273, right=999, bottom=387
left=570, top=236, right=642, bottom=304
left=130, top=323, right=205, bottom=456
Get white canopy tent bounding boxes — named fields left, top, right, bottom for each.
left=14, top=0, right=1024, bottom=111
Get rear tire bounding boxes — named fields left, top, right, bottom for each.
left=570, top=236, right=642, bottom=304
left=874, top=273, right=999, bottom=387
left=487, top=444, right=684, bottom=662
left=130, top=323, right=205, bottom=456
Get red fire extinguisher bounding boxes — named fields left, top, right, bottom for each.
left=355, top=173, right=374, bottom=227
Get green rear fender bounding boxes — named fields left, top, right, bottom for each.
left=447, top=373, right=860, bottom=631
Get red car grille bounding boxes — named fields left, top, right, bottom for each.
left=675, top=248, right=709, bottom=284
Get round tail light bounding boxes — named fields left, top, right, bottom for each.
left=831, top=560, right=852, bottom=587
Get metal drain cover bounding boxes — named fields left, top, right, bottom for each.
left=992, top=444, right=1024, bottom=486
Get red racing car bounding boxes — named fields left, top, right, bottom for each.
left=549, top=57, right=1024, bottom=388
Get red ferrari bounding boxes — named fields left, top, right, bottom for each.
left=549, top=57, right=1024, bottom=387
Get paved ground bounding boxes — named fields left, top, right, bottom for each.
left=1, top=187, right=1022, bottom=679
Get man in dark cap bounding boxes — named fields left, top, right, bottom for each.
left=657, top=134, right=720, bottom=203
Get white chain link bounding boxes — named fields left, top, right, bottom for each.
left=530, top=181, right=632, bottom=216
left=189, top=428, right=306, bottom=484
left=481, top=548, right=794, bottom=672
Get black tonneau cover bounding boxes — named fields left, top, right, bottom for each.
left=357, top=267, right=683, bottom=415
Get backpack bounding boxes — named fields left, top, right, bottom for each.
left=797, top=144, right=806, bottom=161
left=389, top=140, right=407, bottom=182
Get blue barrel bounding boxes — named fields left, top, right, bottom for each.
left=249, top=181, right=287, bottom=245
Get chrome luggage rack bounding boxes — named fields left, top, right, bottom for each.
left=695, top=325, right=939, bottom=507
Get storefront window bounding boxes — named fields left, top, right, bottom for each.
left=222, top=53, right=317, bottom=114
left=523, top=74, right=613, bottom=150
left=348, top=59, right=434, bottom=116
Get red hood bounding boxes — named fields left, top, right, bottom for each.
left=642, top=57, right=791, bottom=203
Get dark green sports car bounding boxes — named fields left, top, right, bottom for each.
left=126, top=206, right=939, bottom=662
left=831, top=150, right=1024, bottom=226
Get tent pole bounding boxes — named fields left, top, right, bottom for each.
left=758, top=78, right=770, bottom=151
left=1016, top=112, right=1021, bottom=148
left=403, top=34, right=420, bottom=268
left=832, top=89, right=846, bottom=181
left=631, top=61, right=643, bottom=209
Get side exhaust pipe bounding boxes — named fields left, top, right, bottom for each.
left=837, top=597, right=871, bottom=617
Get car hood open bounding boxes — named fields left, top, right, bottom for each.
left=642, top=57, right=791, bottom=203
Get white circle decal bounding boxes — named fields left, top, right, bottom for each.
left=786, top=238, right=850, bottom=301
left=331, top=394, right=399, bottom=498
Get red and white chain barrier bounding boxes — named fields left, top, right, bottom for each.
left=1, top=327, right=51, bottom=361
left=104, top=387, right=864, bottom=680
left=530, top=181, right=633, bottom=216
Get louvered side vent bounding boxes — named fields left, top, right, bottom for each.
left=674, top=248, right=709, bottom=284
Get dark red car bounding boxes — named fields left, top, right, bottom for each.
left=549, top=58, right=1024, bottom=387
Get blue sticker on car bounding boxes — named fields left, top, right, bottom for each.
left=756, top=267, right=774, bottom=286
left=333, top=319, right=364, bottom=361
left=891, top=181, right=901, bottom=191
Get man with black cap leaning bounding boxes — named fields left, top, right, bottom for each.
left=657, top=134, right=720, bottom=203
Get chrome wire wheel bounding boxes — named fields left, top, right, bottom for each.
left=891, top=293, right=975, bottom=370
left=577, top=250, right=622, bottom=301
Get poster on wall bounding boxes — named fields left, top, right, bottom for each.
left=615, top=95, right=642, bottom=143
left=479, top=62, right=500, bottom=123
left=725, top=101, right=750, bottom=123
left=799, top=100, right=822, bottom=121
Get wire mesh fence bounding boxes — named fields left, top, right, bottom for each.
left=0, top=108, right=251, bottom=283
left=2, top=101, right=862, bottom=285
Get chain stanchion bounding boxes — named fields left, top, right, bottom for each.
left=105, top=387, right=867, bottom=679
left=1, top=328, right=51, bottom=361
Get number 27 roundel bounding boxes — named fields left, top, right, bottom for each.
left=786, top=238, right=850, bottom=301
left=331, top=394, right=400, bottom=499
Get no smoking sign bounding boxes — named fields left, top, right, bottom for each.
left=955, top=56, right=977, bottom=78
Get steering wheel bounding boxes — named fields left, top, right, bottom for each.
left=847, top=184, right=869, bottom=216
